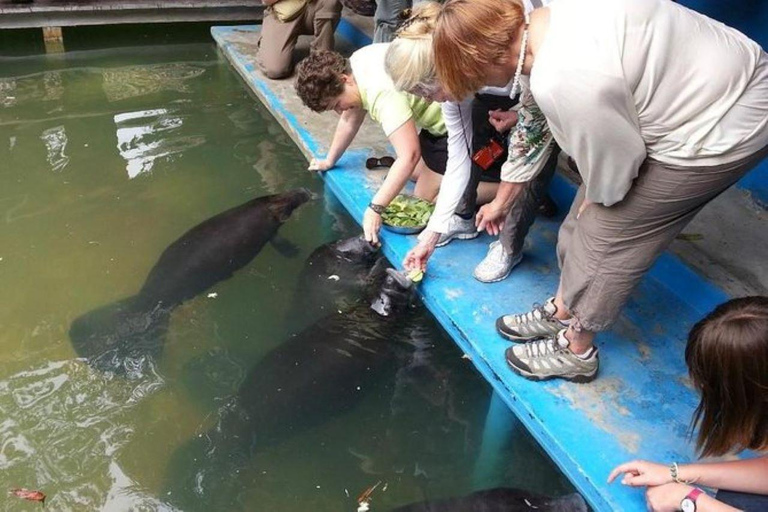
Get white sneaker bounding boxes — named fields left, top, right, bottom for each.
left=505, top=330, right=599, bottom=383
left=473, top=241, right=522, bottom=283
left=436, top=214, right=479, bottom=247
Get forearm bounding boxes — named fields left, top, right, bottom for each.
left=326, top=110, right=365, bottom=165
left=492, top=181, right=524, bottom=210
left=679, top=457, right=768, bottom=495
left=370, top=155, right=417, bottom=206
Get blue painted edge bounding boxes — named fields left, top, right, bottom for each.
left=210, top=24, right=737, bottom=512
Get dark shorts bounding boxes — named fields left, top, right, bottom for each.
left=419, top=129, right=448, bottom=175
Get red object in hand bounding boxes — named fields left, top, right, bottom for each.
left=9, top=488, right=46, bottom=504
left=472, top=138, right=505, bottom=171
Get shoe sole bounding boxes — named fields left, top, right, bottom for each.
left=495, top=317, right=559, bottom=343
left=473, top=255, right=523, bottom=284
left=435, top=230, right=479, bottom=248
left=507, top=359, right=598, bottom=384
left=473, top=266, right=512, bottom=284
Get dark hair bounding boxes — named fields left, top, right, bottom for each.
left=685, top=296, right=768, bottom=457
left=294, top=50, right=350, bottom=112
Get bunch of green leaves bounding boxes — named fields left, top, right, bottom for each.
left=381, top=195, right=435, bottom=227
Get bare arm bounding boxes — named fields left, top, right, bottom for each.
left=370, top=118, right=421, bottom=206
left=609, top=457, right=768, bottom=496
left=679, top=457, right=768, bottom=495
left=362, top=118, right=421, bottom=245
left=309, top=109, right=366, bottom=171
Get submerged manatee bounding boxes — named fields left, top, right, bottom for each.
left=164, top=269, right=415, bottom=510
left=393, top=487, right=588, bottom=512
left=287, top=235, right=384, bottom=329
left=69, top=188, right=312, bottom=372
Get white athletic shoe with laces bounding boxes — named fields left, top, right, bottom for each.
left=495, top=297, right=569, bottom=341
left=436, top=214, right=479, bottom=247
left=505, top=330, right=599, bottom=383
left=473, top=241, right=523, bottom=283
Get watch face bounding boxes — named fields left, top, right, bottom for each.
left=681, top=498, right=695, bottom=512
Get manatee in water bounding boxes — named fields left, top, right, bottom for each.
left=164, top=268, right=416, bottom=510
left=69, top=188, right=313, bottom=373
left=287, top=235, right=385, bottom=329
left=392, top=487, right=588, bottom=512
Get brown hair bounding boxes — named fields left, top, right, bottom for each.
left=294, top=50, right=350, bottom=112
left=433, top=0, right=525, bottom=99
left=685, top=296, right=768, bottom=457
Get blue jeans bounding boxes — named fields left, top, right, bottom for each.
left=716, top=489, right=768, bottom=511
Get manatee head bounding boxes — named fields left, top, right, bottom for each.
left=266, top=188, right=314, bottom=222
left=330, top=235, right=380, bottom=265
left=370, top=268, right=414, bottom=317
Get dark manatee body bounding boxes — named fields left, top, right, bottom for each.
left=164, top=269, right=415, bottom=510
left=287, top=235, right=384, bottom=329
left=69, top=188, right=312, bottom=372
left=393, top=487, right=588, bottom=512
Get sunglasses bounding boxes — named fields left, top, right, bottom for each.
left=365, top=156, right=395, bottom=169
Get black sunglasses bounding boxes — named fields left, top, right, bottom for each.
left=365, top=156, right=396, bottom=169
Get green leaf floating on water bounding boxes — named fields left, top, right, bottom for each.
left=381, top=195, right=435, bottom=227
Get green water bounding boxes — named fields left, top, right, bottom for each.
left=0, top=27, right=573, bottom=511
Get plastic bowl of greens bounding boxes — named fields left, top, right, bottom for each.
left=381, top=194, right=435, bottom=234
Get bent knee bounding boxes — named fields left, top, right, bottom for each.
left=261, top=62, right=294, bottom=79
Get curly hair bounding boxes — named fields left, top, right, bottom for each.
left=294, top=50, right=350, bottom=112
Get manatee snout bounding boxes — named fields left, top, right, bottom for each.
left=370, top=268, right=414, bottom=317
left=333, top=235, right=380, bottom=264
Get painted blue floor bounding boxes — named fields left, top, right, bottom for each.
left=212, top=24, right=745, bottom=512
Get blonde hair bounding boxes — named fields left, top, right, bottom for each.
left=385, top=2, right=441, bottom=92
left=434, top=0, right=525, bottom=99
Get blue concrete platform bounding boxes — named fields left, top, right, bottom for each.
left=212, top=24, right=748, bottom=512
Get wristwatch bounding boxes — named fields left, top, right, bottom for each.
left=681, top=488, right=704, bottom=512
left=368, top=202, right=386, bottom=215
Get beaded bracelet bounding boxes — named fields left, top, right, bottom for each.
left=670, top=462, right=696, bottom=484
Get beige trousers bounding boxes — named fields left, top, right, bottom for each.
left=257, top=0, right=342, bottom=79
left=557, top=144, right=768, bottom=332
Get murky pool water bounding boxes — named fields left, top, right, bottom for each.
left=0, top=25, right=575, bottom=511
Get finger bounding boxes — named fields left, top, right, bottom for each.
left=621, top=474, right=650, bottom=487
left=477, top=217, right=488, bottom=233
left=498, top=220, right=505, bottom=232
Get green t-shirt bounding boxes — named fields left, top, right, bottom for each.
left=350, top=43, right=446, bottom=137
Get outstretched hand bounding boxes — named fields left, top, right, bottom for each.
left=308, top=158, right=334, bottom=172
left=403, top=234, right=438, bottom=272
left=476, top=201, right=509, bottom=236
left=608, top=460, right=673, bottom=487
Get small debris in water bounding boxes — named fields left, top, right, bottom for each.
left=345, top=489, right=350, bottom=497
left=328, top=274, right=340, bottom=281
left=357, top=480, right=382, bottom=511
left=461, top=354, right=471, bottom=360
left=9, top=488, right=46, bottom=505
left=382, top=483, right=388, bottom=492
left=207, top=293, right=218, bottom=298
left=524, top=498, right=538, bottom=508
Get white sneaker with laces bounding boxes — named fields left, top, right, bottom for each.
left=436, top=214, right=479, bottom=247
left=473, top=241, right=522, bottom=283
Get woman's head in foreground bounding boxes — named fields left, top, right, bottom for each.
left=433, top=0, right=526, bottom=99
left=686, top=296, right=768, bottom=457
left=385, top=2, right=450, bottom=102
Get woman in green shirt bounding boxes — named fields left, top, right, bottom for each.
left=295, top=44, right=448, bottom=245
